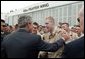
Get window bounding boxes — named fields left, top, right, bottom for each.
left=68, top=17, right=72, bottom=26
left=32, top=12, right=37, bottom=22
left=62, top=17, right=68, bottom=23
left=68, top=5, right=72, bottom=17
left=78, top=3, right=83, bottom=12
left=72, top=4, right=76, bottom=16
left=37, top=11, right=42, bottom=25
left=13, top=15, right=18, bottom=25
left=63, top=6, right=67, bottom=17
left=45, top=9, right=51, bottom=17
left=59, top=7, right=62, bottom=18
left=8, top=16, right=12, bottom=25
left=71, top=16, right=76, bottom=26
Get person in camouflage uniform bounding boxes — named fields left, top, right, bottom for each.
left=38, top=16, right=64, bottom=58
left=61, top=23, right=78, bottom=44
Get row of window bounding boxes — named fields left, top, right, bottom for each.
left=6, top=1, right=84, bottom=26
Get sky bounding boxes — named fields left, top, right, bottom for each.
left=1, top=1, right=44, bottom=13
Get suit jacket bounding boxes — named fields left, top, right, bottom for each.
left=62, top=36, right=84, bottom=58
left=1, top=28, right=65, bottom=58
left=1, top=31, right=10, bottom=42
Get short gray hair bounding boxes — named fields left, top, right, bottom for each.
left=18, top=15, right=32, bottom=28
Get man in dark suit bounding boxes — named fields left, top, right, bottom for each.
left=1, top=15, right=69, bottom=58
left=62, top=6, right=84, bottom=58
left=1, top=19, right=6, bottom=42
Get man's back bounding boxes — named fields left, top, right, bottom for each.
left=3, top=30, right=43, bottom=58
left=1, top=28, right=41, bottom=58
left=1, top=28, right=65, bottom=58
left=62, top=36, right=84, bottom=58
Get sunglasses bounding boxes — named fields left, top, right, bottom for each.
left=2, top=25, right=7, bottom=27
left=45, top=23, right=49, bottom=24
left=77, top=18, right=80, bottom=23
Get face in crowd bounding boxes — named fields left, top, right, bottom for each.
left=32, top=24, right=38, bottom=34
left=45, top=16, right=55, bottom=32
left=61, top=23, right=69, bottom=32
left=75, top=26, right=81, bottom=34
left=78, top=6, right=84, bottom=33
left=31, top=22, right=39, bottom=34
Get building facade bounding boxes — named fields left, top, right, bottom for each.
left=6, top=1, right=84, bottom=26
left=1, top=13, right=8, bottom=21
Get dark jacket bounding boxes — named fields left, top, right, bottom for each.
left=1, top=28, right=65, bottom=58
left=1, top=30, right=10, bottom=42
left=62, top=36, right=84, bottom=58
left=1, top=31, right=4, bottom=42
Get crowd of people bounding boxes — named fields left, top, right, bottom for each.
left=1, top=18, right=82, bottom=43
left=1, top=6, right=84, bottom=58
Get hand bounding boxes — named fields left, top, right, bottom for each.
left=60, top=30, right=70, bottom=41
